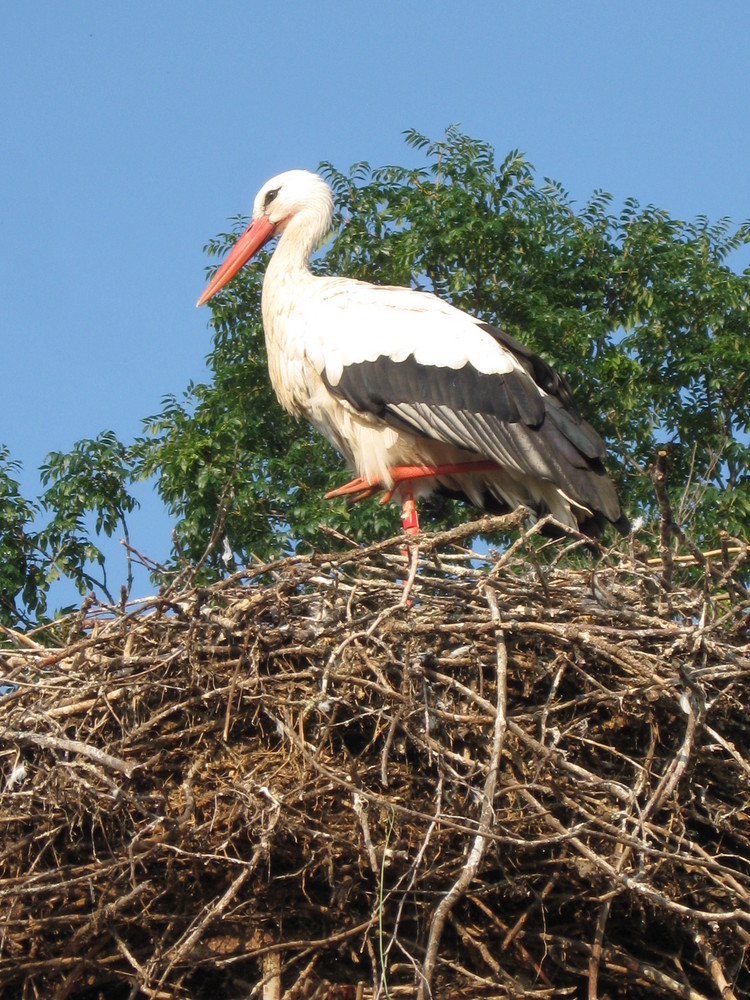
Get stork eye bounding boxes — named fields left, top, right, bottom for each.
left=264, top=188, right=280, bottom=210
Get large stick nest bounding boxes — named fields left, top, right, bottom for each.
left=1, top=512, right=749, bottom=999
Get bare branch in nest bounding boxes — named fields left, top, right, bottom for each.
left=419, top=586, right=508, bottom=1000
left=650, top=448, right=675, bottom=598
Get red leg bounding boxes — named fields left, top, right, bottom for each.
left=399, top=482, right=420, bottom=604
left=400, top=482, right=420, bottom=535
left=326, top=459, right=501, bottom=506
left=380, top=459, right=500, bottom=502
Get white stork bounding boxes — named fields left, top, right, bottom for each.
left=197, top=169, right=627, bottom=537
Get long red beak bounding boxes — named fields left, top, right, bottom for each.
left=196, top=214, right=277, bottom=306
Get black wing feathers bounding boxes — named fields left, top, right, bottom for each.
left=477, top=322, right=574, bottom=404
left=328, top=353, right=544, bottom=426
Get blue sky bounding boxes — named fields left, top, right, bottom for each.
left=2, top=1, right=749, bottom=606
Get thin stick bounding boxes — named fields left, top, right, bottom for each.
left=419, top=586, right=508, bottom=999
left=6, top=730, right=135, bottom=777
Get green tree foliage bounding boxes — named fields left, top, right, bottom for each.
left=38, top=432, right=139, bottom=601
left=142, top=126, right=748, bottom=565
left=0, top=447, right=43, bottom=627
left=0, top=433, right=140, bottom=630
left=2, top=128, right=749, bottom=629
left=321, top=130, right=750, bottom=540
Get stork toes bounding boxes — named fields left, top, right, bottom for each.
left=323, top=476, right=382, bottom=502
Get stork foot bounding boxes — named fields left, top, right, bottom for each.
left=324, top=476, right=381, bottom=503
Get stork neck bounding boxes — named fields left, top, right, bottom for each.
left=267, top=207, right=329, bottom=283
left=261, top=214, right=320, bottom=348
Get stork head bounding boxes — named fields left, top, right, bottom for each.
left=196, top=170, right=334, bottom=306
